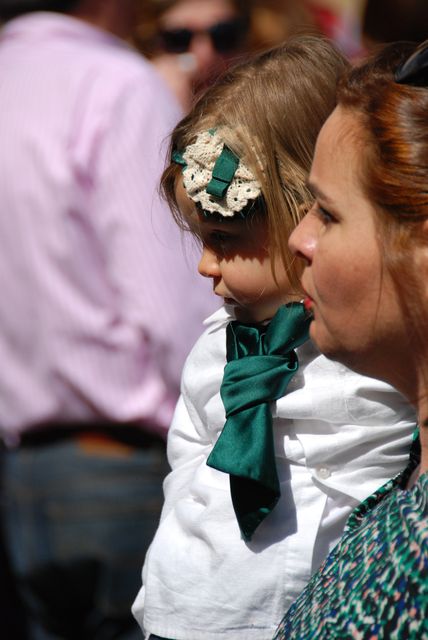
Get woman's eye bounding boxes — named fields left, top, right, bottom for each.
left=315, top=203, right=335, bottom=224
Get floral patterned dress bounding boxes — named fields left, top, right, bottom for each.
left=273, top=435, right=427, bottom=640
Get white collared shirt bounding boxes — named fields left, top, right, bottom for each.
left=133, top=306, right=416, bottom=640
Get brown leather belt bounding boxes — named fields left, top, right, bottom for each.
left=18, top=423, right=165, bottom=452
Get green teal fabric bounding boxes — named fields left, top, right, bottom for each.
left=171, top=138, right=239, bottom=200
left=207, top=302, right=311, bottom=540
left=206, top=145, right=240, bottom=198
left=171, top=149, right=187, bottom=167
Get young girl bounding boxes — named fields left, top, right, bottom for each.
left=133, top=36, right=416, bottom=640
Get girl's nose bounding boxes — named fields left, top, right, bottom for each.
left=198, top=246, right=221, bottom=278
left=288, top=211, right=317, bottom=264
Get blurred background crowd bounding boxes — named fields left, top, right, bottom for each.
left=131, top=0, right=428, bottom=109
left=0, top=0, right=426, bottom=638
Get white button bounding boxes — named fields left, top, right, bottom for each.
left=316, top=466, right=331, bottom=480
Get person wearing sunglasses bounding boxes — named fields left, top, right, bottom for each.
left=133, top=0, right=250, bottom=110
left=273, top=39, right=428, bottom=639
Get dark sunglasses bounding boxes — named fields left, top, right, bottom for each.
left=395, top=40, right=428, bottom=87
left=158, top=17, right=248, bottom=55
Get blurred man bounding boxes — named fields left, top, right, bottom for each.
left=0, top=1, right=216, bottom=637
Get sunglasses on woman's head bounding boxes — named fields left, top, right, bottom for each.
left=158, top=17, right=248, bottom=55
left=395, top=40, right=428, bottom=87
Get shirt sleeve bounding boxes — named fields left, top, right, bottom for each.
left=161, top=388, right=212, bottom=516
left=66, top=66, right=216, bottom=432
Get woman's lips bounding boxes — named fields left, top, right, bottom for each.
left=303, top=296, right=313, bottom=312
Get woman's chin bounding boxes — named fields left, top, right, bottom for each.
left=309, top=323, right=343, bottom=362
left=310, top=324, right=370, bottom=376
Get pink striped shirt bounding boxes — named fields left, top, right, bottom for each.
left=0, top=12, right=217, bottom=445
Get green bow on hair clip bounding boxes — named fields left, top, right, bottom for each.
left=172, top=144, right=239, bottom=198
left=171, top=128, right=262, bottom=218
left=206, top=145, right=240, bottom=198
left=171, top=149, right=187, bottom=166
left=395, top=40, right=428, bottom=87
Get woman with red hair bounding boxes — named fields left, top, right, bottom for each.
left=275, top=39, right=428, bottom=639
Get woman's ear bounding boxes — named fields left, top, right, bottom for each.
left=420, top=219, right=428, bottom=249
left=413, top=219, right=428, bottom=278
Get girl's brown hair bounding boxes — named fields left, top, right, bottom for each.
left=335, top=40, right=428, bottom=348
left=161, top=35, right=349, bottom=292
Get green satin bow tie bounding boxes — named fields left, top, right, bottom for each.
left=207, top=302, right=311, bottom=541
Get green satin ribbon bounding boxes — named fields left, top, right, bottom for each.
left=206, top=145, right=240, bottom=198
left=171, top=149, right=187, bottom=166
left=207, top=302, right=311, bottom=541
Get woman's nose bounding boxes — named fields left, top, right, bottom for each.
left=198, top=246, right=221, bottom=278
left=288, top=212, right=317, bottom=263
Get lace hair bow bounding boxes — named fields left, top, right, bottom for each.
left=172, top=128, right=262, bottom=217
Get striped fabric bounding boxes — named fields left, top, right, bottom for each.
left=0, top=12, right=217, bottom=445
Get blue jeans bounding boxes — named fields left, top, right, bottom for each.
left=0, top=435, right=169, bottom=640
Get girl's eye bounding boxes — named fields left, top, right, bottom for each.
left=208, top=231, right=234, bottom=251
left=212, top=232, right=229, bottom=243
